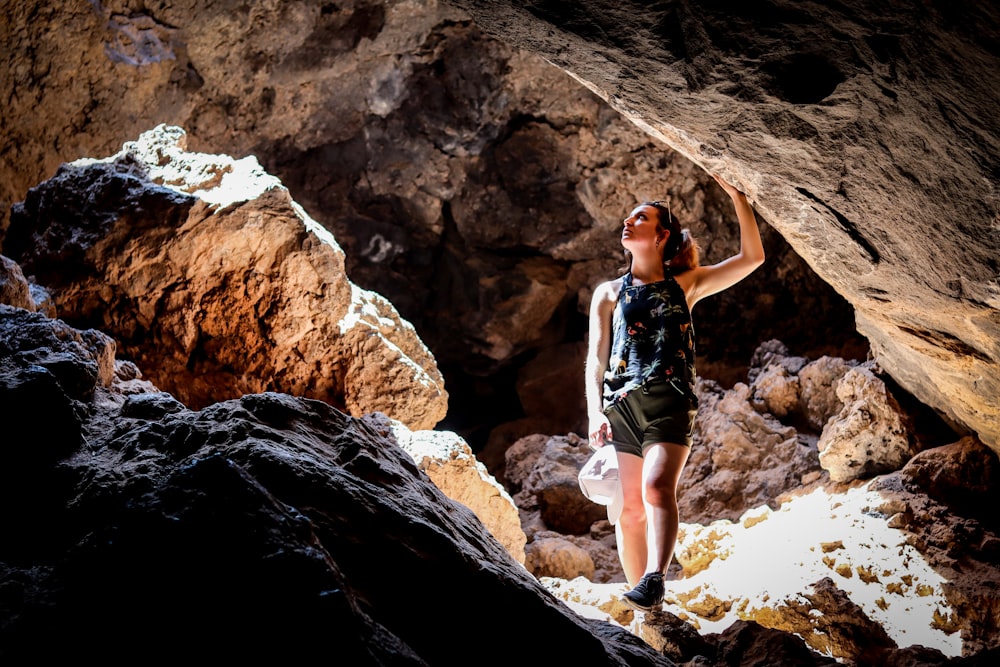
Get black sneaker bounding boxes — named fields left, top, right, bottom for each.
left=623, top=572, right=665, bottom=611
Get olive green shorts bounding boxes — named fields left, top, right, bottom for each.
left=604, top=380, right=697, bottom=457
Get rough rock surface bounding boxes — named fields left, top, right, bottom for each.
left=818, top=362, right=918, bottom=482
left=0, top=255, right=33, bottom=312
left=0, top=0, right=869, bottom=451
left=444, top=0, right=1000, bottom=452
left=534, top=441, right=1000, bottom=665
left=507, top=338, right=1000, bottom=662
left=4, top=4, right=1000, bottom=660
left=684, top=377, right=819, bottom=523
left=0, top=304, right=667, bottom=665
left=4, top=125, right=447, bottom=430
left=361, top=410, right=528, bottom=563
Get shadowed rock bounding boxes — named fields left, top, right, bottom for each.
left=0, top=305, right=669, bottom=665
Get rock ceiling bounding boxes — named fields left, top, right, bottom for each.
left=445, top=0, right=1000, bottom=450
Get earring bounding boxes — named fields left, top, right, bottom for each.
left=656, top=238, right=661, bottom=249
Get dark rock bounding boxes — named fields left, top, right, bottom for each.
left=708, top=619, right=839, bottom=666
left=0, top=307, right=670, bottom=665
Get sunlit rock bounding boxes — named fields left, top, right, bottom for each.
left=761, top=576, right=897, bottom=663
left=818, top=362, right=917, bottom=482
left=0, top=256, right=33, bottom=311
left=543, top=467, right=1000, bottom=662
left=361, top=410, right=527, bottom=564
left=5, top=125, right=447, bottom=430
left=671, top=484, right=966, bottom=659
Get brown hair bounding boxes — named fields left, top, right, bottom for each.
left=620, top=201, right=701, bottom=275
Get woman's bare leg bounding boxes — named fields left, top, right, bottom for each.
left=641, top=442, right=690, bottom=575
left=614, top=450, right=646, bottom=587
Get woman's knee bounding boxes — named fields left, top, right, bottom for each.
left=617, top=501, right=647, bottom=528
left=643, top=480, right=679, bottom=509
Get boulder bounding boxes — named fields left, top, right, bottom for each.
left=5, top=126, right=447, bottom=431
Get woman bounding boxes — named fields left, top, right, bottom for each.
left=584, top=173, right=765, bottom=611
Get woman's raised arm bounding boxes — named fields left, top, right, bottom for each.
left=682, top=174, right=765, bottom=307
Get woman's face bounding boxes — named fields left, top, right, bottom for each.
left=621, top=204, right=664, bottom=250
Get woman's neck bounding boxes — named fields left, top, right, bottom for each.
left=629, top=254, right=665, bottom=285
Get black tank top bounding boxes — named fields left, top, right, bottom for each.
left=602, top=271, right=697, bottom=406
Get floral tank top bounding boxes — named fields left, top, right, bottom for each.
left=602, top=271, right=697, bottom=407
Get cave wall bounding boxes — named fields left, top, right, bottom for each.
left=443, top=0, right=1000, bottom=450
left=4, top=0, right=874, bottom=448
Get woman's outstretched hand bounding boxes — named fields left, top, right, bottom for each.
left=712, top=173, right=746, bottom=200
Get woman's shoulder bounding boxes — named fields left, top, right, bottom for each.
left=590, top=276, right=624, bottom=307
left=597, top=275, right=625, bottom=294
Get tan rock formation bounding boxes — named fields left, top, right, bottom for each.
left=525, top=532, right=596, bottom=581
left=0, top=256, right=34, bottom=312
left=798, top=355, right=857, bottom=432
left=683, top=377, right=820, bottom=524
left=818, top=362, right=918, bottom=482
left=5, top=125, right=447, bottom=430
